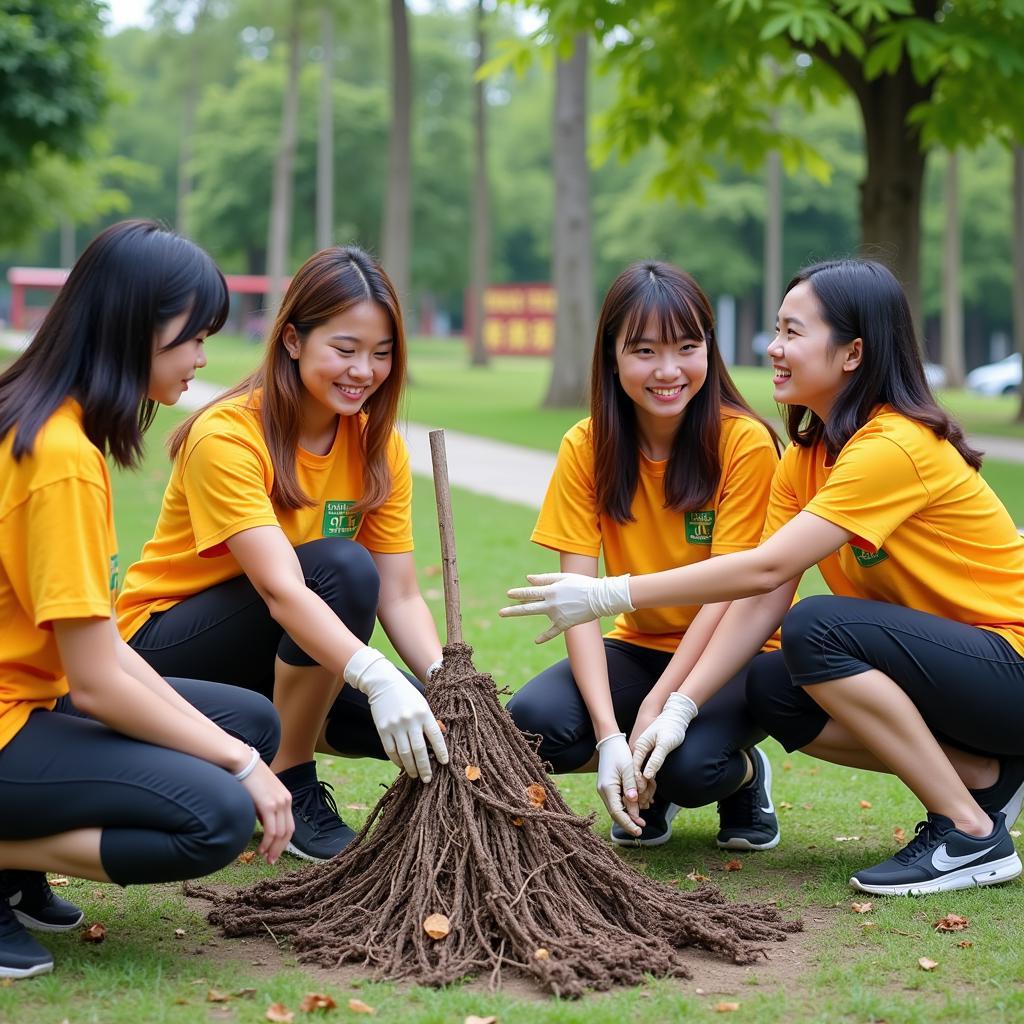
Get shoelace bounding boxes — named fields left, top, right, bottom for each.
left=893, top=818, right=946, bottom=864
left=292, top=779, right=348, bottom=838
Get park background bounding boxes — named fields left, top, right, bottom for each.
left=3, top=1, right=1024, bottom=1022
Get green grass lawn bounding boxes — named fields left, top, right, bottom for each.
left=5, top=337, right=1024, bottom=1021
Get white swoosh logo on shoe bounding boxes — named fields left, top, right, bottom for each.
left=8, top=891, right=22, bottom=907
left=761, top=796, right=774, bottom=814
left=931, top=843, right=997, bottom=872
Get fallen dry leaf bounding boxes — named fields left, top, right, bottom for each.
left=347, top=998, right=375, bottom=1014
left=526, top=783, right=547, bottom=808
left=81, top=922, right=107, bottom=944
left=436, top=719, right=447, bottom=734
left=423, top=913, right=451, bottom=940
left=237, top=850, right=257, bottom=864
left=49, top=877, right=70, bottom=887
left=174, top=928, right=186, bottom=939
left=299, top=992, right=337, bottom=1012
left=534, top=948, right=550, bottom=960
left=266, top=1004, right=294, bottom=1023
left=778, top=801, right=794, bottom=810
left=686, top=870, right=710, bottom=882
left=893, top=827, right=906, bottom=844
left=465, top=765, right=481, bottom=781
left=851, top=901, right=873, bottom=914
left=934, top=914, right=969, bottom=932
left=834, top=835, right=862, bottom=842
left=723, top=859, right=742, bottom=872
left=207, top=990, right=231, bottom=1003
left=957, top=940, right=973, bottom=949
left=918, top=957, right=938, bottom=971
left=859, top=800, right=872, bottom=809
left=714, top=1002, right=741, bottom=1012
left=512, top=817, right=524, bottom=827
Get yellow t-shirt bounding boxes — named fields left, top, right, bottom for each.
left=117, top=394, right=413, bottom=640
left=763, top=407, right=1024, bottom=657
left=0, top=398, right=119, bottom=750
left=532, top=412, right=781, bottom=653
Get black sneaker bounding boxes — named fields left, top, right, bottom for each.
left=716, top=747, right=781, bottom=851
left=850, top=812, right=1021, bottom=896
left=609, top=792, right=682, bottom=847
left=0, top=898, right=53, bottom=979
left=278, top=761, right=357, bottom=861
left=970, top=757, right=1024, bottom=827
left=0, top=872, right=83, bottom=933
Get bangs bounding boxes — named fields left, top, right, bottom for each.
left=617, top=291, right=709, bottom=353
left=168, top=262, right=230, bottom=347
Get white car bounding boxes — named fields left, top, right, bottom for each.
left=965, top=353, right=1022, bottom=397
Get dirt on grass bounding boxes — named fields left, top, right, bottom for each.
left=178, top=887, right=833, bottom=1004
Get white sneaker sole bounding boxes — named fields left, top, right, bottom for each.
left=284, top=841, right=330, bottom=862
left=609, top=804, right=682, bottom=848
left=12, top=908, right=84, bottom=933
left=849, top=851, right=1023, bottom=896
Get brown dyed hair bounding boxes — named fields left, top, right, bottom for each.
left=170, top=246, right=406, bottom=513
left=591, top=261, right=779, bottom=523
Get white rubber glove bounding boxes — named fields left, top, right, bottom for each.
left=500, top=572, right=635, bottom=644
left=631, top=692, right=699, bottom=783
left=344, top=647, right=449, bottom=782
left=596, top=731, right=643, bottom=837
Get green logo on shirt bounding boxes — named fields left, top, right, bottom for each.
left=685, top=510, right=716, bottom=545
left=109, top=553, right=119, bottom=593
left=850, top=544, right=888, bottom=568
left=322, top=500, right=362, bottom=539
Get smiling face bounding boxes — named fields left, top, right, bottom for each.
left=148, top=309, right=208, bottom=405
left=768, top=280, right=861, bottom=420
left=284, top=300, right=394, bottom=418
left=614, top=311, right=708, bottom=436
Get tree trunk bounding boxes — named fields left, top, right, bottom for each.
left=1014, top=144, right=1024, bottom=422
left=940, top=148, right=964, bottom=387
left=383, top=0, right=412, bottom=307
left=266, top=0, right=303, bottom=319
left=316, top=2, right=335, bottom=251
left=468, top=0, right=490, bottom=367
left=762, top=147, right=782, bottom=343
left=544, top=33, right=592, bottom=409
left=855, top=64, right=931, bottom=343
left=176, top=0, right=208, bottom=236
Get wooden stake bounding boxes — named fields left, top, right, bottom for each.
left=429, top=430, right=462, bottom=644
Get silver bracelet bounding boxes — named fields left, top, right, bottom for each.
left=233, top=745, right=260, bottom=782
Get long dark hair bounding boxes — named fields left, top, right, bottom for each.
left=170, top=246, right=406, bottom=514
left=0, top=220, right=228, bottom=468
left=592, top=261, right=779, bottom=523
left=783, top=259, right=982, bottom=468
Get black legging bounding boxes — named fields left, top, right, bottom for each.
left=506, top=638, right=766, bottom=807
left=0, top=678, right=279, bottom=885
left=126, top=537, right=417, bottom=759
left=746, top=595, right=1024, bottom=756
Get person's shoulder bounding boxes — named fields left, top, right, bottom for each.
left=720, top=408, right=777, bottom=451
left=848, top=407, right=935, bottom=456
left=189, top=394, right=263, bottom=446
left=562, top=417, right=593, bottom=449
left=29, top=400, right=107, bottom=485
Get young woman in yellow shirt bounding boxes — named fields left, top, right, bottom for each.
left=503, top=259, right=1024, bottom=896
left=117, top=247, right=448, bottom=862
left=0, top=221, right=292, bottom=980
left=507, top=261, right=783, bottom=850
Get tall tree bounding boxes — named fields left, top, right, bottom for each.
left=266, top=0, right=304, bottom=317
left=316, top=1, right=335, bottom=250
left=941, top=149, right=964, bottom=387
left=383, top=0, right=412, bottom=304
left=468, top=0, right=490, bottom=366
left=521, top=0, right=1024, bottom=338
left=544, top=33, right=592, bottom=409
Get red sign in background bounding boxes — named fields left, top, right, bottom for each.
left=466, top=284, right=555, bottom=355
